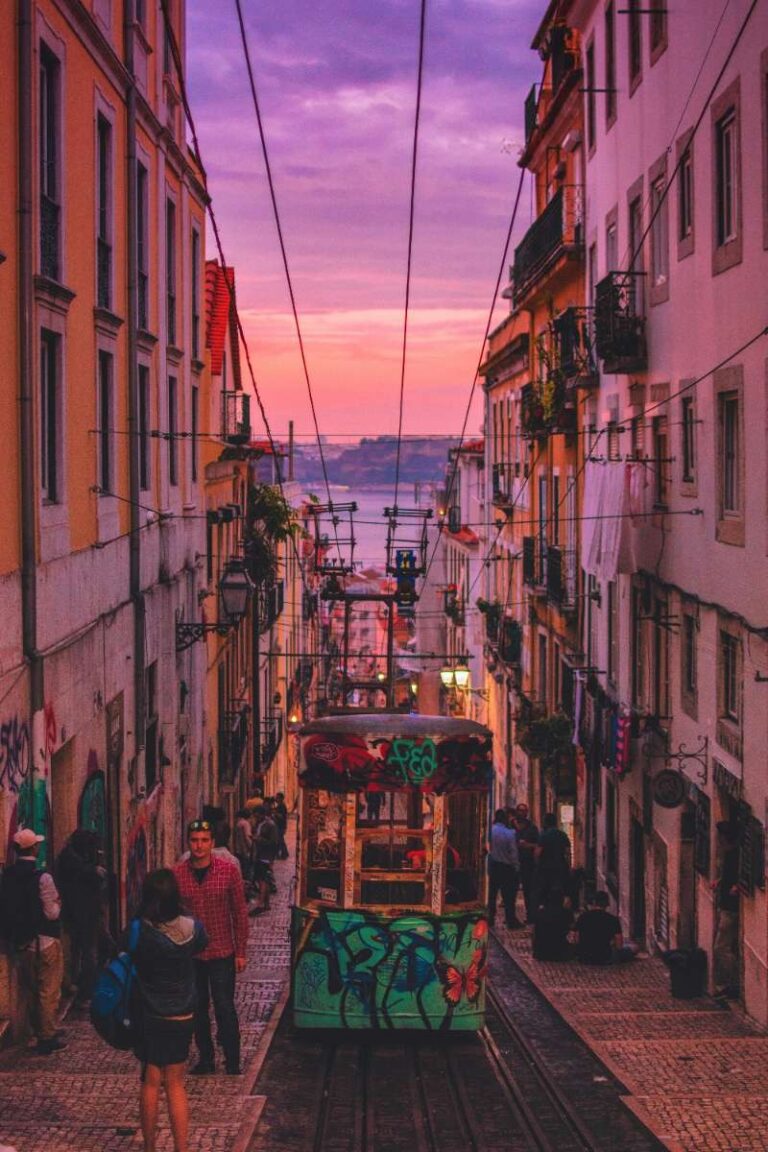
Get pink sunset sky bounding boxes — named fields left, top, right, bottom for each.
left=187, top=0, right=543, bottom=441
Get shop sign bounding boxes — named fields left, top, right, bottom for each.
left=652, top=769, right=685, bottom=808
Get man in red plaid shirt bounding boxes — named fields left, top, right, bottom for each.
left=175, top=819, right=249, bottom=1075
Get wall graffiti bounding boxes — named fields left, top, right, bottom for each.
left=0, top=715, right=31, bottom=794
left=79, top=756, right=107, bottom=844
left=291, top=907, right=488, bottom=1031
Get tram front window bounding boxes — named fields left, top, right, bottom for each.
left=357, top=791, right=432, bottom=908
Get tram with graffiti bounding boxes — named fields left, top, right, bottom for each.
left=291, top=713, right=492, bottom=1031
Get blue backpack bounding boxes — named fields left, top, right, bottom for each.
left=90, top=919, right=141, bottom=1050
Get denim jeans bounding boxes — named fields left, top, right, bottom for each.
left=193, top=955, right=240, bottom=1069
left=488, top=860, right=520, bottom=926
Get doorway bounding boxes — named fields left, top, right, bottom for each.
left=630, top=817, right=646, bottom=943
left=678, top=803, right=696, bottom=949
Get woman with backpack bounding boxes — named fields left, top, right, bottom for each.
left=132, top=869, right=207, bottom=1152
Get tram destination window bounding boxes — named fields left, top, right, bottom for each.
left=356, top=791, right=433, bottom=908
left=303, top=789, right=345, bottom=905
left=445, top=793, right=485, bottom=906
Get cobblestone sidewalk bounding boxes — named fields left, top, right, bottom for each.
left=0, top=827, right=295, bottom=1152
left=496, top=922, right=768, bottom=1152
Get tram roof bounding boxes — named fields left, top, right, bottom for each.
left=299, top=713, right=491, bottom=741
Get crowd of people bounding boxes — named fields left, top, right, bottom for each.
left=488, top=805, right=635, bottom=967
left=0, top=800, right=291, bottom=1152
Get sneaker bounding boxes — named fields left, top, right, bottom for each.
left=190, top=1061, right=215, bottom=1076
left=35, top=1037, right=68, bottom=1055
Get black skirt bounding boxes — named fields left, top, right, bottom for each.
left=135, top=1012, right=194, bottom=1068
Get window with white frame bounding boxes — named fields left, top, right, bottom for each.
left=650, top=175, right=668, bottom=291
left=96, top=113, right=113, bottom=309
left=677, top=141, right=694, bottom=255
left=168, top=375, right=178, bottom=486
left=681, top=607, right=697, bottom=716
left=137, top=162, right=149, bottom=329
left=719, top=629, right=741, bottom=724
left=139, top=363, right=151, bottom=491
left=719, top=391, right=740, bottom=515
left=604, top=1, right=616, bottom=127
left=191, top=226, right=201, bottom=360
left=680, top=393, right=696, bottom=487
left=586, top=39, right=596, bottom=151
left=652, top=416, right=670, bottom=507
left=166, top=197, right=177, bottom=346
left=39, top=41, right=61, bottom=281
left=712, top=80, right=741, bottom=274
left=627, top=0, right=642, bottom=88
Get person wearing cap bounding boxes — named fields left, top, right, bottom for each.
left=173, top=819, right=248, bottom=1076
left=2, top=828, right=66, bottom=1054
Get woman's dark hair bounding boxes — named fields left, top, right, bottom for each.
left=139, top=868, right=183, bottom=924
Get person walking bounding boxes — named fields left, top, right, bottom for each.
left=534, top=813, right=572, bottom=909
left=273, top=792, right=289, bottom=860
left=174, top=819, right=248, bottom=1076
left=56, top=828, right=105, bottom=1004
left=234, top=809, right=253, bottom=886
left=132, top=869, right=207, bottom=1152
left=250, top=802, right=279, bottom=915
left=512, top=804, right=539, bottom=923
left=487, top=809, right=521, bottom=929
left=0, top=828, right=66, bottom=1054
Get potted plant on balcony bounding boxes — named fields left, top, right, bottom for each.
left=247, top=483, right=295, bottom=583
left=516, top=710, right=573, bottom=786
left=476, top=597, right=502, bottom=642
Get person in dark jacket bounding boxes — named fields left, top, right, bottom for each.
left=132, top=868, right=207, bottom=1152
left=56, top=829, right=105, bottom=1003
left=532, top=890, right=573, bottom=961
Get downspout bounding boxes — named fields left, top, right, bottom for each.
left=18, top=0, right=45, bottom=836
left=125, top=2, right=146, bottom=771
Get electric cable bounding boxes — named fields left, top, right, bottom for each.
left=393, top=0, right=428, bottom=513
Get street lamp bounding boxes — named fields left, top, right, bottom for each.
left=453, top=663, right=471, bottom=690
left=175, top=558, right=255, bottom=651
left=440, top=666, right=455, bottom=688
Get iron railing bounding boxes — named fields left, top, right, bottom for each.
left=219, top=707, right=249, bottom=787
left=221, top=391, right=251, bottom=444
left=594, top=271, right=647, bottom=373
left=522, top=535, right=547, bottom=589
left=553, top=306, right=597, bottom=386
left=512, top=185, right=583, bottom=304
left=499, top=618, right=522, bottom=666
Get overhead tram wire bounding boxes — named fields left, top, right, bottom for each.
left=393, top=0, right=428, bottom=513
left=158, top=0, right=313, bottom=598
left=232, top=0, right=345, bottom=565
left=422, top=164, right=527, bottom=588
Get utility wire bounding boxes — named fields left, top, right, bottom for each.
left=232, top=0, right=344, bottom=565
left=159, top=0, right=312, bottom=599
left=393, top=0, right=428, bottom=512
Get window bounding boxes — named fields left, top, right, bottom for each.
left=720, top=391, right=740, bottom=514
left=168, top=376, right=178, bottom=485
left=630, top=414, right=645, bottom=460
left=650, top=0, right=667, bottom=62
left=628, top=0, right=642, bottom=89
left=139, top=364, right=151, bottom=491
left=680, top=394, right=696, bottom=486
left=39, top=43, right=61, bottom=280
left=715, top=112, right=737, bottom=246
left=166, top=198, right=176, bottom=345
left=137, top=162, right=149, bottom=329
left=607, top=420, right=621, bottom=461
left=191, top=227, right=201, bottom=360
left=712, top=80, right=741, bottom=274
left=551, top=474, right=560, bottom=545
left=606, top=580, right=618, bottom=683
left=357, top=792, right=434, bottom=907
left=606, top=775, right=618, bottom=880
left=651, top=595, right=669, bottom=719
left=604, top=2, right=616, bottom=128
left=632, top=585, right=647, bottom=708
left=719, top=631, right=740, bottom=723
left=96, top=114, right=112, bottom=309
left=40, top=330, right=61, bottom=503
left=677, top=136, right=694, bottom=258
left=652, top=416, right=670, bottom=507
left=301, top=789, right=345, bottom=905
left=145, top=662, right=159, bottom=794
left=681, top=609, right=697, bottom=715
left=586, top=40, right=596, bottom=151
left=97, top=350, right=114, bottom=492
left=605, top=214, right=618, bottom=271
left=628, top=190, right=644, bottom=299
left=537, top=633, right=548, bottom=707
left=650, top=176, right=668, bottom=294
left=191, top=383, right=199, bottom=483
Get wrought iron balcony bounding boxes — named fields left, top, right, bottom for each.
left=553, top=307, right=597, bottom=388
left=40, top=194, right=60, bottom=281
left=259, top=579, right=284, bottom=634
left=219, top=706, right=249, bottom=786
left=499, top=617, right=522, bottom=666
left=546, top=545, right=577, bottom=609
left=512, top=185, right=583, bottom=305
left=492, top=461, right=527, bottom=506
left=594, top=271, right=647, bottom=373
left=221, top=390, right=251, bottom=444
left=522, top=535, right=547, bottom=590
left=97, top=238, right=112, bottom=310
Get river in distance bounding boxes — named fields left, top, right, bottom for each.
left=326, top=484, right=437, bottom=575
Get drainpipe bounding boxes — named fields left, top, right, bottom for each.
left=125, top=2, right=146, bottom=769
left=18, top=0, right=45, bottom=839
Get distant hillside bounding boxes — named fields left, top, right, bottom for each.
left=293, top=437, right=459, bottom=486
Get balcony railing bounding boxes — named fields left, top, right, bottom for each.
left=512, top=185, right=583, bottom=304
left=499, top=617, right=522, bottom=666
left=549, top=25, right=578, bottom=96
left=492, top=461, right=528, bottom=505
left=546, top=545, right=577, bottom=609
left=219, top=707, right=249, bottom=787
left=259, top=579, right=284, bottom=634
left=594, top=271, right=647, bottom=373
left=261, top=712, right=283, bottom=769
left=221, top=390, right=251, bottom=444
left=97, top=237, right=112, bottom=310
left=522, top=535, right=547, bottom=590
left=553, top=307, right=597, bottom=388
left=40, top=194, right=60, bottom=281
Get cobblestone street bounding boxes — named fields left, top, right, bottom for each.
left=496, top=922, right=768, bottom=1152
left=0, top=831, right=295, bottom=1152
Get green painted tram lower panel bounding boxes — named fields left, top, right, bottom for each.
left=291, top=906, right=488, bottom=1030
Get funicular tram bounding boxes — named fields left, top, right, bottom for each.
left=291, top=713, right=492, bottom=1031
